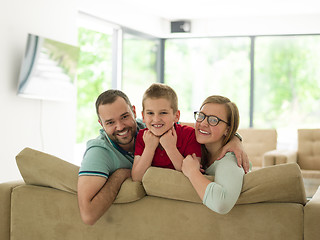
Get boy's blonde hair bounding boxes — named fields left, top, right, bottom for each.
left=142, top=83, right=178, bottom=113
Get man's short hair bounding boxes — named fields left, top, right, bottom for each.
left=95, top=89, right=133, bottom=116
left=142, top=83, right=178, bottom=113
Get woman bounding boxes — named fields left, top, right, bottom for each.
left=181, top=95, right=244, bottom=214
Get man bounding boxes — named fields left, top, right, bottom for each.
left=77, top=89, right=249, bottom=225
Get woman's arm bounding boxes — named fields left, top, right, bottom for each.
left=182, top=153, right=244, bottom=214
left=203, top=153, right=244, bottom=214
left=181, top=154, right=211, bottom=199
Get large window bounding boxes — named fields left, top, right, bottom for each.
left=76, top=18, right=160, bottom=154
left=77, top=27, right=113, bottom=143
left=165, top=35, right=320, bottom=149
left=254, top=35, right=320, bottom=148
left=165, top=38, right=251, bottom=127
left=77, top=14, right=320, bottom=152
left=254, top=35, right=320, bottom=129
left=122, top=31, right=160, bottom=119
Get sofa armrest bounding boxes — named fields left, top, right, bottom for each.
left=16, top=148, right=145, bottom=204
left=304, top=186, right=320, bottom=240
left=263, top=149, right=297, bottom=167
left=0, top=181, right=25, bottom=240
left=16, top=148, right=79, bottom=194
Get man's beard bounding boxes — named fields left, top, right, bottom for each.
left=112, top=127, right=135, bottom=146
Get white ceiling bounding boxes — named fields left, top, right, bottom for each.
left=115, top=0, right=320, bottom=20
left=79, top=0, right=320, bottom=37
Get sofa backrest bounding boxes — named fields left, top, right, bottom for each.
left=16, top=147, right=307, bottom=207
left=238, top=128, right=277, bottom=167
left=15, top=147, right=145, bottom=203
left=143, top=163, right=307, bottom=205
left=298, top=129, right=320, bottom=170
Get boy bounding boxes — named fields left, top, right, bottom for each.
left=132, top=83, right=201, bottom=181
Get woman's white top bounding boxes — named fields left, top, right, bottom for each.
left=203, top=152, right=245, bottom=214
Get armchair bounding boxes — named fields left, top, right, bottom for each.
left=264, top=129, right=320, bottom=197
left=238, top=128, right=277, bottom=170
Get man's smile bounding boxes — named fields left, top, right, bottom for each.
left=116, top=129, right=129, bottom=136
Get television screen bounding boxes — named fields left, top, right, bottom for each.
left=17, top=33, right=79, bottom=101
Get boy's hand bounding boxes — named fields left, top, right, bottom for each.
left=159, top=126, right=177, bottom=151
left=143, top=130, right=159, bottom=150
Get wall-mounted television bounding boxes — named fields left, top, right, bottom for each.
left=17, top=33, right=79, bottom=101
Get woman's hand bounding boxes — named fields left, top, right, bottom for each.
left=182, top=154, right=201, bottom=178
left=217, top=135, right=250, bottom=173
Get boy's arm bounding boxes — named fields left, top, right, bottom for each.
left=131, top=130, right=159, bottom=182
left=160, top=127, right=184, bottom=171
left=132, top=154, right=153, bottom=182
left=163, top=147, right=184, bottom=171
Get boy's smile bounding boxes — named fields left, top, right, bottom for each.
left=142, top=98, right=180, bottom=137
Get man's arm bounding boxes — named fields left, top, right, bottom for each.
left=77, top=168, right=131, bottom=225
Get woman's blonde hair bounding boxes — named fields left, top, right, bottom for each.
left=200, top=95, right=240, bottom=168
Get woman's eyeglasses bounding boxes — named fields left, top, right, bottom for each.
left=194, top=111, right=229, bottom=126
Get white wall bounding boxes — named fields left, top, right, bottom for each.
left=0, top=0, right=78, bottom=183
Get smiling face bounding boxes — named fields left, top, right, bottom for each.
left=195, top=103, right=229, bottom=148
left=142, top=97, right=180, bottom=137
left=98, top=97, right=137, bottom=152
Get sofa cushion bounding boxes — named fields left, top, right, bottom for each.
left=15, top=148, right=145, bottom=203
left=113, top=178, right=146, bottom=204
left=238, top=163, right=306, bottom=205
left=142, top=167, right=214, bottom=203
left=143, top=163, right=307, bottom=205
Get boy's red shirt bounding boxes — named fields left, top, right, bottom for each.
left=134, top=123, right=202, bottom=169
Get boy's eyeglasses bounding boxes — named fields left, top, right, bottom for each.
left=194, top=111, right=230, bottom=126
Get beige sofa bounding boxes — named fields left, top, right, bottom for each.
left=1, top=148, right=320, bottom=240
left=264, top=129, right=320, bottom=197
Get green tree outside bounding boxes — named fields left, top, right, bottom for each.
left=76, top=27, right=112, bottom=143
left=255, top=36, right=320, bottom=128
